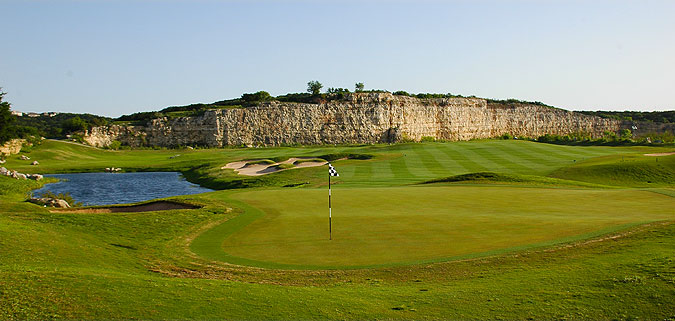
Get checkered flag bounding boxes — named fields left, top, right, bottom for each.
left=328, top=163, right=339, bottom=177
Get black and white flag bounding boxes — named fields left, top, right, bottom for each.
left=328, top=163, right=339, bottom=177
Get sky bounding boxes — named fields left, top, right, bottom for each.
left=1, top=0, right=673, bottom=117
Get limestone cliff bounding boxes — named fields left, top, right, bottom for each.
left=84, top=93, right=627, bottom=148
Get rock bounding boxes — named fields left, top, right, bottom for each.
left=0, top=159, right=5, bottom=164
left=52, top=199, right=71, bottom=208
left=0, top=139, right=27, bottom=155
left=29, top=198, right=70, bottom=208
left=11, top=171, right=28, bottom=180
left=31, top=161, right=39, bottom=165
left=0, top=167, right=7, bottom=175
left=28, top=174, right=43, bottom=180
left=20, top=155, right=30, bottom=160
left=81, top=93, right=645, bottom=148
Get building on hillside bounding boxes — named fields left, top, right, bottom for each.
left=10, top=110, right=23, bottom=117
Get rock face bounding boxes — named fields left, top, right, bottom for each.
left=84, top=93, right=630, bottom=148
left=0, top=139, right=26, bottom=155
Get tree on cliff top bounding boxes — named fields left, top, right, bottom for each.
left=307, top=81, right=323, bottom=95
left=241, top=91, right=272, bottom=103
left=0, top=90, right=16, bottom=144
left=355, top=82, right=364, bottom=92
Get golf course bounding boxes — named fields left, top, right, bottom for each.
left=2, top=139, right=674, bottom=319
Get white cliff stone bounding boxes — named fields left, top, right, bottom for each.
left=82, top=93, right=657, bottom=148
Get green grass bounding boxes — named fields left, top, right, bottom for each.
left=2, top=139, right=675, bottom=319
left=550, top=153, right=675, bottom=187
left=243, top=159, right=274, bottom=165
left=188, top=186, right=674, bottom=269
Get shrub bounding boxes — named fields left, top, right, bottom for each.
left=108, top=140, right=122, bottom=150
left=421, top=136, right=436, bottom=142
left=241, top=91, right=272, bottom=103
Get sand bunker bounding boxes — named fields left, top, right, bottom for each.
left=644, top=152, right=675, bottom=157
left=223, top=157, right=328, bottom=176
left=52, top=201, right=200, bottom=213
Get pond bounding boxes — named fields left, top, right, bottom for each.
left=34, top=172, right=213, bottom=206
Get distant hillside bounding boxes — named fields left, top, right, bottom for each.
left=13, top=112, right=111, bottom=139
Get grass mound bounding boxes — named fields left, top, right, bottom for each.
left=273, top=163, right=295, bottom=170
left=318, top=153, right=373, bottom=161
left=293, top=158, right=326, bottom=165
left=421, top=172, right=607, bottom=188
left=245, top=159, right=275, bottom=166
left=550, top=154, right=675, bottom=187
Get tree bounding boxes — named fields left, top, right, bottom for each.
left=355, top=82, right=364, bottom=92
left=307, top=81, right=323, bottom=95
left=0, top=90, right=16, bottom=144
left=61, top=116, right=88, bottom=134
left=241, top=91, right=272, bottom=103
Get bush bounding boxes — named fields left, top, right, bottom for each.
left=241, top=91, right=272, bottom=103
left=421, top=136, right=436, bottom=142
left=393, top=91, right=411, bottom=96
left=108, top=140, right=122, bottom=150
left=500, top=133, right=513, bottom=140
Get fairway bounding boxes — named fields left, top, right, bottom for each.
left=190, top=186, right=675, bottom=268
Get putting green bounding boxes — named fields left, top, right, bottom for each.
left=192, top=185, right=675, bottom=268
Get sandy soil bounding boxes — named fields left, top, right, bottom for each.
left=52, top=201, right=200, bottom=213
left=644, top=152, right=675, bottom=157
left=222, top=157, right=328, bottom=176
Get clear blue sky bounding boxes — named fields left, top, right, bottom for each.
left=2, top=0, right=673, bottom=117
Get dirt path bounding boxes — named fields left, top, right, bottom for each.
left=222, top=157, right=327, bottom=176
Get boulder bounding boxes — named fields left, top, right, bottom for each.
left=0, top=167, right=7, bottom=175
left=0, top=159, right=5, bottom=164
left=31, top=161, right=39, bottom=166
left=52, top=199, right=71, bottom=208
left=20, top=155, right=30, bottom=160
left=28, top=198, right=70, bottom=208
left=28, top=174, right=43, bottom=181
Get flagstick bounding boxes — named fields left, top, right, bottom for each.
left=328, top=168, right=332, bottom=240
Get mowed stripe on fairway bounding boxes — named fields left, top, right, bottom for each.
left=193, top=185, right=675, bottom=268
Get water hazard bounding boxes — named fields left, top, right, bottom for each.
left=34, top=172, right=213, bottom=206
